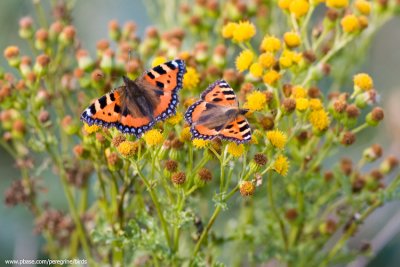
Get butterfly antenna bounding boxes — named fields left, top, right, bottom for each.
left=128, top=49, right=132, bottom=61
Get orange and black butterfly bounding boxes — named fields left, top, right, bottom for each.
left=184, top=80, right=251, bottom=143
left=81, top=59, right=186, bottom=137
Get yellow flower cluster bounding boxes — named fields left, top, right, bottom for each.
left=326, top=0, right=349, bottom=8
left=273, top=155, right=290, bottom=176
left=166, top=112, right=183, bottom=125
left=222, top=21, right=256, bottom=43
left=117, top=141, right=138, bottom=158
left=193, top=138, right=209, bottom=149
left=183, top=67, right=200, bottom=90
left=309, top=109, right=330, bottom=131
left=84, top=123, right=101, bottom=134
left=353, top=73, right=373, bottom=91
left=245, top=91, right=267, bottom=111
left=236, top=49, right=254, bottom=72
left=266, top=129, right=287, bottom=149
left=143, top=129, right=163, bottom=146
left=261, top=36, right=281, bottom=53
left=151, top=56, right=166, bottom=67
left=227, top=143, right=245, bottom=157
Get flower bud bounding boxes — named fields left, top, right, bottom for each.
left=12, top=119, right=26, bottom=139
left=59, top=25, right=76, bottom=46
left=111, top=135, right=126, bottom=147
left=171, top=172, right=186, bottom=185
left=38, top=110, right=50, bottom=123
left=379, top=156, right=399, bottom=174
left=105, top=149, right=122, bottom=171
left=19, top=56, right=32, bottom=77
left=4, top=46, right=20, bottom=67
left=49, top=21, right=63, bottom=41
left=76, top=49, right=94, bottom=71
left=100, top=49, right=114, bottom=73
left=34, top=54, right=51, bottom=76
left=282, top=98, right=296, bottom=114
left=366, top=107, right=384, bottom=126
left=108, top=19, right=121, bottom=41
left=198, top=168, right=213, bottom=182
left=165, top=159, right=178, bottom=173
left=363, top=144, right=382, bottom=162
left=341, top=131, right=356, bottom=146
left=19, top=17, right=34, bottom=39
left=61, top=115, right=79, bottom=135
left=285, top=208, right=298, bottom=222
left=35, top=28, right=49, bottom=50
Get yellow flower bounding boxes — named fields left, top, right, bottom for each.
left=222, top=22, right=237, bottom=39
left=260, top=36, right=281, bottom=53
left=143, top=129, right=163, bottom=146
left=166, top=112, right=183, bottom=125
left=84, top=123, right=101, bottom=134
left=258, top=52, right=275, bottom=68
left=292, top=86, right=307, bottom=98
left=227, top=143, right=245, bottom=157
left=266, top=129, right=287, bottom=149
left=273, top=155, right=290, bottom=176
left=353, top=73, right=373, bottom=91
left=263, top=70, right=281, bottom=85
left=117, top=141, right=138, bottom=158
left=235, top=49, right=254, bottom=72
left=279, top=55, right=293, bottom=68
left=151, top=56, right=167, bottom=67
left=183, top=67, right=200, bottom=90
left=249, top=62, right=263, bottom=77
left=292, top=52, right=303, bottom=64
left=180, top=127, right=191, bottom=142
left=341, top=14, right=360, bottom=33
left=296, top=98, right=309, bottom=111
left=355, top=0, right=371, bottom=15
left=232, top=21, right=256, bottom=42
left=278, top=0, right=293, bottom=10
left=250, top=134, right=259, bottom=144
left=284, top=31, right=301, bottom=48
left=309, top=98, right=323, bottom=110
left=245, top=91, right=267, bottom=111
left=289, top=0, right=310, bottom=19
left=309, top=109, right=330, bottom=130
left=326, top=0, right=348, bottom=8
left=193, top=138, right=209, bottom=149
left=239, top=181, right=256, bottom=196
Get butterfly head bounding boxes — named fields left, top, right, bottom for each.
left=239, top=109, right=249, bottom=115
left=122, top=75, right=135, bottom=86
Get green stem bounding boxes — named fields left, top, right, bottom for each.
left=267, top=174, right=288, bottom=251
left=133, top=161, right=173, bottom=250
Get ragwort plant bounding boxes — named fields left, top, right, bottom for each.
left=1, top=0, right=400, bottom=266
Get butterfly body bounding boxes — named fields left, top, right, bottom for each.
left=81, top=59, right=186, bottom=137
left=185, top=80, right=251, bottom=143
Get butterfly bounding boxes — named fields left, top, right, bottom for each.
left=184, top=79, right=251, bottom=143
left=81, top=59, right=186, bottom=137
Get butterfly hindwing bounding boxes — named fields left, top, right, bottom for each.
left=185, top=101, right=220, bottom=139
left=200, top=79, right=238, bottom=107
left=81, top=89, right=122, bottom=128
left=219, top=115, right=252, bottom=143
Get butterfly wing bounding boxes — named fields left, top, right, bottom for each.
left=138, top=59, right=185, bottom=121
left=219, top=115, right=251, bottom=143
left=200, top=80, right=238, bottom=107
left=81, top=88, right=123, bottom=128
left=116, top=59, right=186, bottom=137
left=185, top=101, right=222, bottom=140
left=185, top=80, right=251, bottom=143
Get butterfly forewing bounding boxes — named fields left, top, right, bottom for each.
left=200, top=80, right=238, bottom=107
left=81, top=88, right=123, bottom=127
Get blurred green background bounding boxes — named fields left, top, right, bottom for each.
left=0, top=1, right=399, bottom=266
